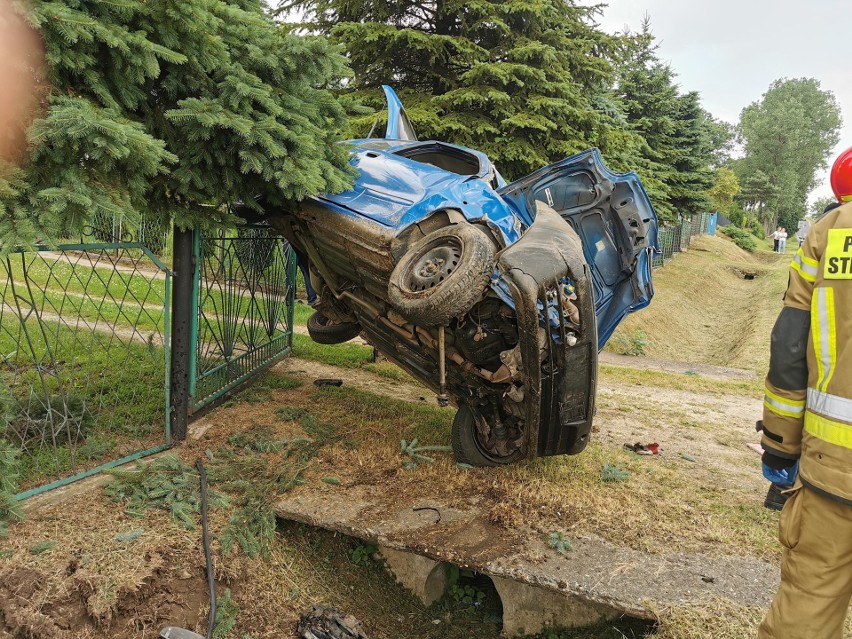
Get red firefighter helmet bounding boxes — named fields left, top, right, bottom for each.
left=831, top=146, right=852, bottom=203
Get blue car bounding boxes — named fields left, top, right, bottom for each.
left=261, top=87, right=658, bottom=466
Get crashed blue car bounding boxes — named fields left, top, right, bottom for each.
left=260, top=86, right=658, bottom=466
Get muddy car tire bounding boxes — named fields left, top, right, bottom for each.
left=388, top=223, right=497, bottom=327
left=452, top=404, right=524, bottom=467
left=307, top=312, right=362, bottom=345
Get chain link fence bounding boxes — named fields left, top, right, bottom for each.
left=652, top=212, right=717, bottom=268
left=2, top=219, right=298, bottom=499
left=1, top=244, right=172, bottom=498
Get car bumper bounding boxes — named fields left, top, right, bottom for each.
left=496, top=202, right=598, bottom=457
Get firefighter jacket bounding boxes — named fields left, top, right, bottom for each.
left=762, top=202, right=852, bottom=505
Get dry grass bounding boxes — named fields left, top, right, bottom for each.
left=612, top=235, right=790, bottom=374
left=1, top=234, right=805, bottom=638
left=651, top=599, right=764, bottom=639
left=257, top=383, right=779, bottom=561
left=0, top=368, right=778, bottom=638
left=598, top=364, right=763, bottom=397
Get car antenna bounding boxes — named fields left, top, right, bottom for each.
left=366, top=115, right=379, bottom=139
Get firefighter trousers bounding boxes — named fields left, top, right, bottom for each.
left=758, top=484, right=852, bottom=639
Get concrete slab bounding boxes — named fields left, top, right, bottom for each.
left=276, top=486, right=777, bottom=624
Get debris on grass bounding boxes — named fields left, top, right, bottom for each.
left=400, top=438, right=453, bottom=470
left=600, top=463, right=631, bottom=483
left=624, top=442, right=660, bottom=455
left=228, top=425, right=290, bottom=453
left=679, top=453, right=696, bottom=463
left=28, top=540, right=56, bottom=554
left=275, top=406, right=309, bottom=422
left=298, top=604, right=367, bottom=639
left=213, top=588, right=239, bottom=639
left=104, top=454, right=228, bottom=528
left=547, top=531, right=573, bottom=554
left=314, top=378, right=343, bottom=387
left=212, top=437, right=313, bottom=559
left=321, top=477, right=341, bottom=485
left=114, top=528, right=144, bottom=543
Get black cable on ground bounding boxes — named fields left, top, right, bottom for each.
left=196, top=459, right=216, bottom=639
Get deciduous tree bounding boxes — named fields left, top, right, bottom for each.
left=735, top=78, right=842, bottom=232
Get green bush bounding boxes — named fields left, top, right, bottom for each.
left=609, top=329, right=652, bottom=356
left=721, top=226, right=758, bottom=252
left=749, top=219, right=765, bottom=238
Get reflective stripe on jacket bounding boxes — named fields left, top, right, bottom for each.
left=762, top=202, right=852, bottom=504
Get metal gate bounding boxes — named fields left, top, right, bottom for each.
left=188, top=226, right=296, bottom=414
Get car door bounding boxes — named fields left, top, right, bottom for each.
left=498, top=148, right=659, bottom=348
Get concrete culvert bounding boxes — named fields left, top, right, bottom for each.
left=445, top=568, right=504, bottom=631
left=729, top=266, right=761, bottom=280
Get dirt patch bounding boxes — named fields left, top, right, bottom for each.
left=276, top=357, right=431, bottom=405
left=599, top=352, right=756, bottom=380
left=0, top=558, right=211, bottom=639
left=275, top=355, right=765, bottom=498
left=728, top=265, right=765, bottom=280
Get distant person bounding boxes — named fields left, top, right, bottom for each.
left=772, top=227, right=781, bottom=252
left=757, top=145, right=852, bottom=638
left=796, top=220, right=809, bottom=248
left=778, top=227, right=787, bottom=253
left=293, top=246, right=318, bottom=306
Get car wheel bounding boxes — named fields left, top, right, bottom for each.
left=388, top=223, right=497, bottom=327
left=451, top=404, right=524, bottom=467
left=306, top=312, right=362, bottom=345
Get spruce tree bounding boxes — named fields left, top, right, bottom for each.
left=287, top=0, right=647, bottom=181
left=0, top=0, right=353, bottom=250
left=613, top=21, right=719, bottom=219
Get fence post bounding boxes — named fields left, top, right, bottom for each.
left=169, top=227, right=195, bottom=441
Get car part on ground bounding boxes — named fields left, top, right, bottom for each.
left=298, top=605, right=368, bottom=639
left=158, top=460, right=215, bottom=639
left=241, top=86, right=658, bottom=467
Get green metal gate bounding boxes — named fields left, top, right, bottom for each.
left=188, top=226, right=296, bottom=413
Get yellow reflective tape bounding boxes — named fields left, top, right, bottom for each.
left=791, top=260, right=817, bottom=282
left=813, top=287, right=837, bottom=392
left=842, top=195, right=852, bottom=203
left=813, top=289, right=825, bottom=388
left=824, top=229, right=852, bottom=279
left=764, top=399, right=805, bottom=419
left=796, top=248, right=819, bottom=268
left=824, top=287, right=837, bottom=390
left=792, top=252, right=819, bottom=277
left=805, top=410, right=852, bottom=450
left=764, top=387, right=805, bottom=408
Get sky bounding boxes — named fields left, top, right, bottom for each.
left=583, top=0, right=850, bottom=203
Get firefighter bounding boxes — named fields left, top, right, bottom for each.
left=757, top=144, right=852, bottom=638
